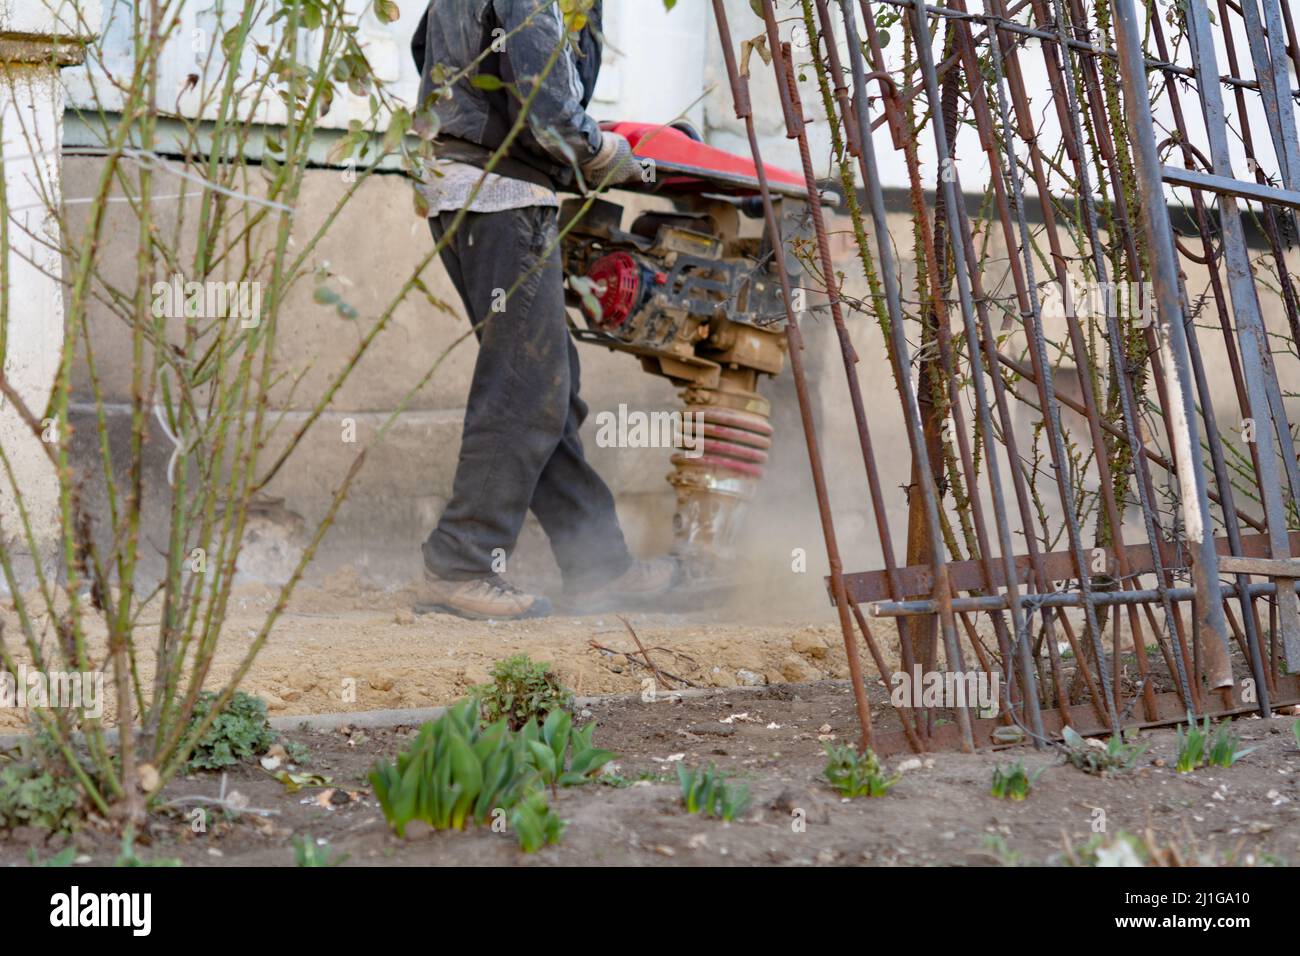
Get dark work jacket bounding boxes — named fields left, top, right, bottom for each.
left=411, top=0, right=604, bottom=190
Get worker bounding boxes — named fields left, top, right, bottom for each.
left=408, top=0, right=676, bottom=620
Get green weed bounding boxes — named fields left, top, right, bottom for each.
left=822, top=742, right=900, bottom=797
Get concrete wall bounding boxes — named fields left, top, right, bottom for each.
left=0, top=64, right=65, bottom=586
left=0, top=0, right=97, bottom=587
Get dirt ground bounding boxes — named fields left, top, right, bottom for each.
left=4, top=679, right=1297, bottom=867
left=4, top=577, right=1298, bottom=867
left=0, top=575, right=858, bottom=731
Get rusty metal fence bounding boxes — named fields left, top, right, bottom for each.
left=710, top=0, right=1300, bottom=752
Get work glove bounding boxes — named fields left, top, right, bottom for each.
left=581, top=131, right=644, bottom=188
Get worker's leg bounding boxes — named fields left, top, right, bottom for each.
left=527, top=332, right=632, bottom=589
left=421, top=205, right=630, bottom=586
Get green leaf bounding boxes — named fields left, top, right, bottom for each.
left=520, top=720, right=541, bottom=746
left=393, top=761, right=422, bottom=835
left=542, top=709, right=571, bottom=764
left=573, top=722, right=597, bottom=750
left=473, top=719, right=510, bottom=761
left=471, top=74, right=504, bottom=92
left=1227, top=746, right=1258, bottom=766
left=527, top=740, right=557, bottom=783
left=382, top=107, right=412, bottom=154
left=268, top=770, right=331, bottom=793
left=567, top=747, right=615, bottom=779
left=326, top=129, right=362, bottom=166
left=512, top=803, right=543, bottom=852
left=446, top=732, right=483, bottom=829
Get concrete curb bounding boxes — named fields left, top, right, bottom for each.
left=268, top=684, right=747, bottom=733
left=0, top=683, right=778, bottom=750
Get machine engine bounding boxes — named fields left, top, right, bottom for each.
left=560, top=122, right=810, bottom=588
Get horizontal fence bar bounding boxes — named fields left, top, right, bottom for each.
left=833, top=531, right=1300, bottom=604
left=1163, top=165, right=1300, bottom=210
left=866, top=579, right=1300, bottom=618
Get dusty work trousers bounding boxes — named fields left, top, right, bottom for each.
left=422, top=205, right=632, bottom=589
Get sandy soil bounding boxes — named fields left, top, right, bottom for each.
left=0, top=574, right=857, bottom=731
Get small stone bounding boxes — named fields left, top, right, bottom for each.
left=394, top=609, right=415, bottom=626
left=137, top=763, right=160, bottom=792
left=780, top=655, right=817, bottom=683
left=791, top=629, right=829, bottom=659
left=735, top=669, right=765, bottom=687
left=897, top=757, right=923, bottom=773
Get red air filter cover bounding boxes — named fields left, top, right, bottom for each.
left=585, top=251, right=642, bottom=328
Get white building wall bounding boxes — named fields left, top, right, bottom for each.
left=0, top=0, right=98, bottom=586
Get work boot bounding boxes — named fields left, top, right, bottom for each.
left=413, top=569, right=552, bottom=620
left=564, top=556, right=678, bottom=613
